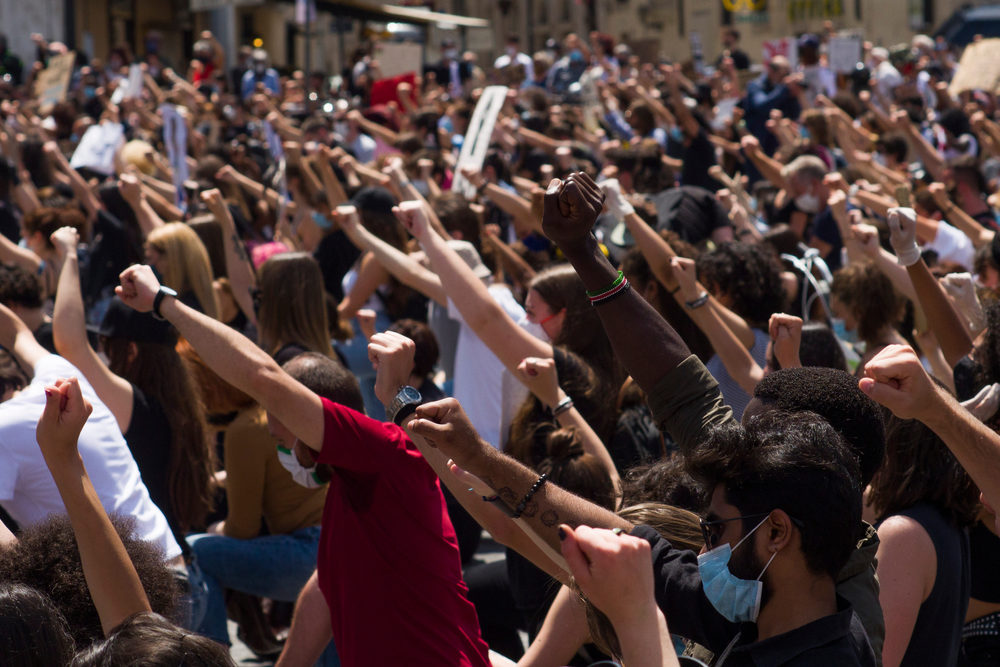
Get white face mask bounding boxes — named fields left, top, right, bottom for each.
left=795, top=192, right=821, bottom=213
left=276, top=444, right=325, bottom=489
left=517, top=314, right=550, bottom=343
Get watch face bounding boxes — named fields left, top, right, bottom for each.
left=398, top=386, right=422, bottom=404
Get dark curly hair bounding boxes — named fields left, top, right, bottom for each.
left=0, top=262, right=43, bottom=310
left=868, top=413, right=980, bottom=527
left=753, top=366, right=885, bottom=486
left=975, top=298, right=1000, bottom=389
left=695, top=242, right=787, bottom=328
left=831, top=262, right=905, bottom=344
left=0, top=514, right=179, bottom=648
left=687, top=410, right=862, bottom=579
left=535, top=428, right=616, bottom=511
left=619, top=455, right=708, bottom=514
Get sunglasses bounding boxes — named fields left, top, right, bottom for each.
left=699, top=511, right=805, bottom=549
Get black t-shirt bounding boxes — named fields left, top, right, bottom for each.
left=124, top=385, right=188, bottom=555
left=969, top=521, right=1000, bottom=603
left=609, top=403, right=664, bottom=472
left=649, top=185, right=732, bottom=247
left=810, top=207, right=843, bottom=272
left=314, top=229, right=361, bottom=303
left=81, top=209, right=142, bottom=310
left=681, top=130, right=722, bottom=193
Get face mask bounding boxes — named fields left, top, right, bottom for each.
left=84, top=86, right=96, bottom=100
left=311, top=211, right=332, bottom=230
left=669, top=126, right=685, bottom=143
left=570, top=49, right=584, bottom=63
left=444, top=49, right=459, bottom=60
left=518, top=314, right=550, bottom=343
left=334, top=121, right=349, bottom=137
left=276, top=444, right=325, bottom=489
left=254, top=62, right=266, bottom=76
left=795, top=192, right=821, bottom=213
left=830, top=317, right=858, bottom=345
left=507, top=47, right=518, bottom=57
left=697, top=515, right=777, bottom=623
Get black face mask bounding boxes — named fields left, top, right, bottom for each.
left=196, top=53, right=212, bottom=64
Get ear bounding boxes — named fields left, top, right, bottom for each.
left=764, top=509, right=795, bottom=554
left=127, top=341, right=138, bottom=364
left=642, top=279, right=659, bottom=302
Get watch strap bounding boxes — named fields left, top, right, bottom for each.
left=152, top=287, right=176, bottom=321
left=393, top=401, right=420, bottom=427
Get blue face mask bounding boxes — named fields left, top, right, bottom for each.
left=311, top=211, right=332, bottom=230
left=697, top=515, right=777, bottom=623
left=570, top=49, right=584, bottom=63
left=669, top=126, right=685, bottom=143
left=830, top=317, right=858, bottom=345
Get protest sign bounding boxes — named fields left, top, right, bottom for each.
left=375, top=42, right=423, bottom=79
left=68, top=121, right=125, bottom=176
left=828, top=35, right=863, bottom=74
left=763, top=38, right=797, bottom=67
left=451, top=85, right=508, bottom=199
left=161, top=104, right=189, bottom=211
left=949, top=39, right=1000, bottom=96
left=34, top=51, right=75, bottom=112
left=111, top=65, right=144, bottom=105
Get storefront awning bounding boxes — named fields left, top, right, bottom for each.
left=317, top=0, right=490, bottom=28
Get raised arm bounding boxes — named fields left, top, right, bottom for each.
left=43, top=141, right=101, bottom=222
left=35, top=378, right=151, bottom=635
left=672, top=257, right=763, bottom=394
left=50, top=227, right=134, bottom=432
left=397, top=202, right=552, bottom=371
left=202, top=188, right=257, bottom=325
left=546, top=173, right=690, bottom=394
left=928, top=182, right=995, bottom=248
left=889, top=208, right=973, bottom=367
left=0, top=302, right=49, bottom=374
left=336, top=251, right=392, bottom=321
left=334, top=205, right=447, bottom=305
left=118, top=172, right=165, bottom=237
left=116, top=264, right=325, bottom=452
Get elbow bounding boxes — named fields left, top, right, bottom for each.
left=247, top=358, right=286, bottom=407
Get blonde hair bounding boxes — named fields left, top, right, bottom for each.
left=257, top=252, right=335, bottom=359
left=146, top=223, right=220, bottom=320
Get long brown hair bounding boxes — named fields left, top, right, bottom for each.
left=104, top=338, right=215, bottom=532
left=256, top=252, right=336, bottom=359
left=868, top=412, right=980, bottom=527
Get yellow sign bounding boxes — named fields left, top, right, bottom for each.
left=788, top=0, right=844, bottom=21
left=723, top=0, right=766, bottom=10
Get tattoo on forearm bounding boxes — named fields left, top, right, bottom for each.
left=231, top=233, right=249, bottom=262
left=497, top=487, right=517, bottom=506
left=541, top=510, right=559, bottom=527
left=520, top=500, right=538, bottom=519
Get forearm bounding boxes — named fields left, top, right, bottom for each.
left=453, top=436, right=630, bottom=555
left=743, top=148, right=786, bottom=189
left=129, top=196, right=166, bottom=237
left=219, top=212, right=258, bottom=324
left=518, top=586, right=590, bottom=667
left=52, top=253, right=88, bottom=355
left=614, top=605, right=674, bottom=667
left=870, top=248, right=917, bottom=302
left=486, top=235, right=535, bottom=286
left=0, top=232, right=41, bottom=273
left=906, top=260, right=973, bottom=367
left=346, top=224, right=446, bottom=305
left=275, top=571, right=333, bottom=667
left=559, top=236, right=690, bottom=393
left=315, top=160, right=348, bottom=208
left=925, top=388, right=1000, bottom=510
left=941, top=202, right=994, bottom=247
left=483, top=184, right=541, bottom=237
left=139, top=172, right=177, bottom=201
left=904, top=126, right=946, bottom=182
left=625, top=211, right=677, bottom=289
left=685, top=300, right=763, bottom=394
left=142, top=185, right=182, bottom=222
left=46, top=454, right=151, bottom=635
left=709, top=296, right=755, bottom=349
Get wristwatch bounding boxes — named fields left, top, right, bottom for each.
left=387, top=385, right=422, bottom=426
left=152, top=286, right=178, bottom=321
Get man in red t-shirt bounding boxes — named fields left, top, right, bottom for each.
left=115, top=264, right=490, bottom=667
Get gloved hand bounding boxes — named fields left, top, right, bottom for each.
left=599, top=178, right=635, bottom=220
left=941, top=272, right=986, bottom=335
left=887, top=207, right=921, bottom=266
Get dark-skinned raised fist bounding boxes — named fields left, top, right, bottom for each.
left=541, top=172, right=606, bottom=251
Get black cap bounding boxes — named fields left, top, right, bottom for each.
left=98, top=297, right=178, bottom=346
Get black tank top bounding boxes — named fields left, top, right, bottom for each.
left=890, top=502, right=970, bottom=667
left=970, top=521, right=1000, bottom=603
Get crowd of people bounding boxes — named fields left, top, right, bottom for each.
left=2, top=20, right=1000, bottom=667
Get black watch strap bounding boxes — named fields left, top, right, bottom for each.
left=152, top=287, right=176, bottom=321
left=393, top=401, right=420, bottom=427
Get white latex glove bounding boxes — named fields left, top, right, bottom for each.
left=887, top=207, right=921, bottom=266
left=941, top=272, right=986, bottom=335
left=599, top=178, right=635, bottom=220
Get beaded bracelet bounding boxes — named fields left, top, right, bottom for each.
left=512, top=473, right=549, bottom=519
left=586, top=271, right=624, bottom=298
left=590, top=278, right=630, bottom=306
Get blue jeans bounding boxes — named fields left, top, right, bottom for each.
left=186, top=525, right=322, bottom=645
left=335, top=314, right=391, bottom=421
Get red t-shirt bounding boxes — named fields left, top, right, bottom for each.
left=315, top=398, right=491, bottom=667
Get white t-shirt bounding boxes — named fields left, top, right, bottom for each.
left=925, top=220, right=975, bottom=271
left=0, top=355, right=181, bottom=560
left=448, top=284, right=525, bottom=449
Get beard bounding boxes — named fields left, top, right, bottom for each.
left=728, top=532, right=774, bottom=608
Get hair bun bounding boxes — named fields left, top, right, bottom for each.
left=546, top=427, right=584, bottom=460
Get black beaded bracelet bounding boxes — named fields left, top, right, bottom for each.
left=512, top=473, right=549, bottom=519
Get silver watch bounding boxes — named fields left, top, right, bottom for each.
left=387, top=386, right=422, bottom=426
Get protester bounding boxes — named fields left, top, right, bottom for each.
left=3, top=21, right=1000, bottom=665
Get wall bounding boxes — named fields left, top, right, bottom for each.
left=0, top=0, right=66, bottom=63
